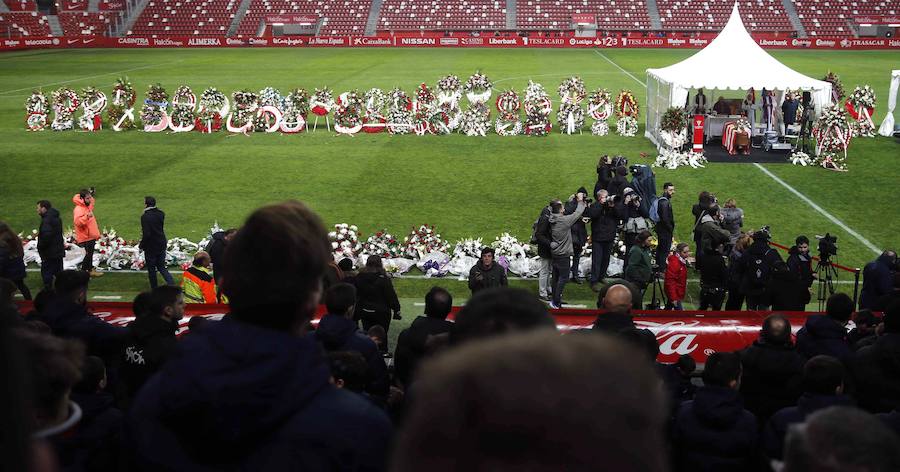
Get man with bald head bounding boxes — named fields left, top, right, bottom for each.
left=592, top=284, right=636, bottom=333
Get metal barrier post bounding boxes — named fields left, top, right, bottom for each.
left=853, top=267, right=861, bottom=309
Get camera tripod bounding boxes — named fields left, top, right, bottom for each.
left=815, top=257, right=839, bottom=312
left=646, top=271, right=666, bottom=310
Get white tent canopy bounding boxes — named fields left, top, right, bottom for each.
left=877, top=70, right=900, bottom=136
left=644, top=3, right=833, bottom=145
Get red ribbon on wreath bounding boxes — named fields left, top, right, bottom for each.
left=362, top=116, right=386, bottom=133
left=311, top=105, right=329, bottom=116
left=843, top=100, right=874, bottom=122
left=194, top=113, right=223, bottom=133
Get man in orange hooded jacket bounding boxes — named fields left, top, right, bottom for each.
left=73, top=188, right=102, bottom=277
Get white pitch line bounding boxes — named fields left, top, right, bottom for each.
left=753, top=163, right=881, bottom=255
left=593, top=50, right=645, bottom=86
left=592, top=49, right=880, bottom=257
left=0, top=60, right=182, bottom=95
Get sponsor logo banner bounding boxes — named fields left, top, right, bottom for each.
left=572, top=14, right=596, bottom=24
left=854, top=15, right=900, bottom=24
left=264, top=14, right=318, bottom=24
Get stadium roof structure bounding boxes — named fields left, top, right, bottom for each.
left=644, top=3, right=834, bottom=146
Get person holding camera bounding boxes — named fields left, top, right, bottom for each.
left=698, top=206, right=732, bottom=258
left=664, top=243, right=690, bottom=310
left=565, top=188, right=590, bottom=283
left=624, top=230, right=654, bottom=295
left=594, top=155, right=615, bottom=198
left=468, top=247, right=508, bottom=295
left=622, top=188, right=650, bottom=259
left=548, top=191, right=587, bottom=309
left=72, top=187, right=103, bottom=277
left=606, top=166, right=629, bottom=199
left=654, top=183, right=676, bottom=275
left=530, top=201, right=556, bottom=301
left=584, top=189, right=625, bottom=290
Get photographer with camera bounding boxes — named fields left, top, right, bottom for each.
left=548, top=191, right=587, bottom=309
left=607, top=165, right=629, bottom=199
left=565, top=188, right=590, bottom=284
left=624, top=230, right=654, bottom=296
left=739, top=227, right=784, bottom=310
left=860, top=250, right=898, bottom=310
left=622, top=188, right=650, bottom=259
left=584, top=189, right=626, bottom=290
left=72, top=187, right=103, bottom=278
left=594, top=155, right=615, bottom=198
left=698, top=206, right=731, bottom=259
left=653, top=183, right=676, bottom=275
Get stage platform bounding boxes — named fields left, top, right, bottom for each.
left=703, top=144, right=793, bottom=164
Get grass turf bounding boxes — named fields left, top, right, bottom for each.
left=1, top=47, right=897, bottom=280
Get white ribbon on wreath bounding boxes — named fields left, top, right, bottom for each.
left=112, top=108, right=135, bottom=132
left=79, top=92, right=107, bottom=131
left=466, top=89, right=492, bottom=105
left=144, top=112, right=170, bottom=132
left=256, top=105, right=283, bottom=133
left=280, top=113, right=306, bottom=133
left=495, top=117, right=522, bottom=136
left=225, top=113, right=252, bottom=134
left=588, top=102, right=611, bottom=121
left=437, top=90, right=461, bottom=107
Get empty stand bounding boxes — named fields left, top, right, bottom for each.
left=59, top=11, right=119, bottom=35
left=1, top=11, right=51, bottom=36
left=793, top=0, right=896, bottom=36
left=516, top=0, right=651, bottom=30
left=379, top=0, right=506, bottom=31
left=129, top=0, right=240, bottom=36
left=656, top=0, right=792, bottom=32
left=236, top=0, right=371, bottom=36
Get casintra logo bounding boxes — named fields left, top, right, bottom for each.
left=188, top=38, right=221, bottom=46
left=118, top=37, right=149, bottom=46
left=488, top=37, right=517, bottom=45
left=226, top=38, right=246, bottom=45
left=793, top=39, right=813, bottom=47
left=400, top=37, right=435, bottom=45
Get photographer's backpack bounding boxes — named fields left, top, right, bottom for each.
left=749, top=249, right=774, bottom=287
left=649, top=196, right=666, bottom=224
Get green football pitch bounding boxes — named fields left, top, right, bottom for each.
left=0, top=47, right=897, bottom=273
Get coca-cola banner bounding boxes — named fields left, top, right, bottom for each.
left=15, top=301, right=815, bottom=364
left=264, top=14, right=318, bottom=24
left=2, top=33, right=899, bottom=51
left=572, top=14, right=596, bottom=25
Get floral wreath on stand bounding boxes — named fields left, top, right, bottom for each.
left=464, top=72, right=493, bottom=105
left=51, top=87, right=80, bottom=131
left=614, top=89, right=639, bottom=137
left=226, top=90, right=258, bottom=134
left=195, top=87, right=228, bottom=133
left=334, top=90, right=364, bottom=135
left=108, top=78, right=136, bottom=131
left=141, top=83, right=169, bottom=132
left=254, top=87, right=283, bottom=133
left=328, top=224, right=362, bottom=261
left=78, top=87, right=107, bottom=132
left=387, top=87, right=413, bottom=135
left=845, top=85, right=876, bottom=138
left=437, top=74, right=462, bottom=107
left=169, top=86, right=197, bottom=132
left=280, top=88, right=309, bottom=134
left=822, top=71, right=845, bottom=103
left=557, top=77, right=585, bottom=135
left=523, top=80, right=552, bottom=136
left=659, top=107, right=688, bottom=149
left=362, top=87, right=387, bottom=134
left=413, top=84, right=437, bottom=135
left=310, top=87, right=335, bottom=131
left=809, top=104, right=851, bottom=171
left=459, top=102, right=491, bottom=137
left=587, top=88, right=611, bottom=136
left=363, top=230, right=402, bottom=259
left=402, top=224, right=451, bottom=260
left=494, top=90, right=522, bottom=136
left=25, top=90, right=48, bottom=131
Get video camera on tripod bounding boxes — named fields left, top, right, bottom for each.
left=814, top=232, right=839, bottom=310
left=816, top=233, right=838, bottom=261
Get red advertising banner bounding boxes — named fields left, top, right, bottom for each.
left=264, top=14, right=318, bottom=24
left=59, top=0, right=88, bottom=11
left=99, top=0, right=126, bottom=10
left=692, top=115, right=705, bottom=153
left=2, top=33, right=900, bottom=51
left=854, top=15, right=900, bottom=25
left=15, top=301, right=817, bottom=364
left=572, top=14, right=596, bottom=25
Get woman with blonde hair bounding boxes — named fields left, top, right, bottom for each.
left=725, top=233, right=753, bottom=310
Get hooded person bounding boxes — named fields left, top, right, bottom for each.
left=606, top=166, right=629, bottom=198
left=796, top=293, right=853, bottom=363
left=36, top=200, right=65, bottom=288
left=767, top=261, right=809, bottom=312
left=860, top=251, right=898, bottom=310
left=120, top=286, right=184, bottom=402
left=127, top=201, right=392, bottom=470
left=72, top=189, right=102, bottom=277
left=204, top=227, right=237, bottom=287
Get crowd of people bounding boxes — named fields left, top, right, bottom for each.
left=1, top=198, right=899, bottom=471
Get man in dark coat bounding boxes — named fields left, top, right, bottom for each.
left=796, top=293, right=853, bottom=362
left=606, top=165, right=629, bottom=198
left=763, top=355, right=852, bottom=461
left=583, top=189, right=625, bottom=289
left=394, top=286, right=454, bottom=387
left=39, top=270, right=127, bottom=361
left=786, top=236, right=815, bottom=292
left=128, top=201, right=392, bottom=470
left=672, top=352, right=757, bottom=472
left=204, top=227, right=237, bottom=286
left=739, top=314, right=805, bottom=422
left=121, top=285, right=183, bottom=402
left=315, top=283, right=389, bottom=397
left=69, top=355, right=124, bottom=471
left=767, top=261, right=809, bottom=311
left=654, top=183, right=676, bottom=274
left=860, top=251, right=897, bottom=310
left=565, top=189, right=589, bottom=283
left=851, top=300, right=900, bottom=414
left=533, top=203, right=554, bottom=301
left=738, top=230, right=783, bottom=310
left=36, top=200, right=65, bottom=288
left=468, top=247, right=508, bottom=294
left=697, top=206, right=731, bottom=258
left=139, top=196, right=174, bottom=289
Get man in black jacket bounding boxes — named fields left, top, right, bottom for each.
left=468, top=247, right=508, bottom=294
left=851, top=300, right=900, bottom=414
left=739, top=314, right=805, bottom=422
left=394, top=286, right=454, bottom=387
left=36, top=200, right=65, bottom=288
left=654, top=183, right=676, bottom=274
left=121, top=285, right=183, bottom=402
left=533, top=202, right=555, bottom=301
left=739, top=229, right=783, bottom=310
left=205, top=227, right=237, bottom=287
left=565, top=188, right=589, bottom=283
left=584, top=189, right=625, bottom=290
left=140, top=196, right=173, bottom=288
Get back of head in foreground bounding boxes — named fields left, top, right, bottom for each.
left=394, top=331, right=667, bottom=472
left=220, top=200, right=331, bottom=333
left=449, top=287, right=556, bottom=345
left=782, top=406, right=900, bottom=472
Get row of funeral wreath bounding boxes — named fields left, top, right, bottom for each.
left=24, top=74, right=641, bottom=137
